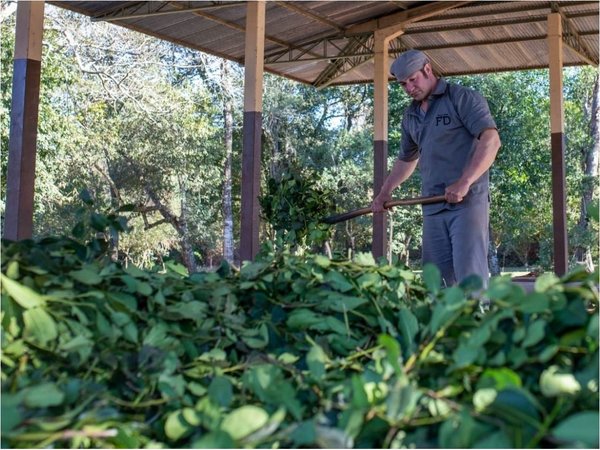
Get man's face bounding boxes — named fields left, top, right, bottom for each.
left=398, top=63, right=435, bottom=101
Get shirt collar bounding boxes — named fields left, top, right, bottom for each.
left=407, top=77, right=447, bottom=115
left=431, top=78, right=448, bottom=97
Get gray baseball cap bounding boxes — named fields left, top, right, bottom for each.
left=390, top=49, right=429, bottom=81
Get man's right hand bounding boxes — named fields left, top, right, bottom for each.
left=371, top=192, right=392, bottom=213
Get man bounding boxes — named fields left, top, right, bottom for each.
left=372, top=49, right=501, bottom=287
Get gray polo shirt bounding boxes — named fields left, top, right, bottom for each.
left=398, top=78, right=497, bottom=215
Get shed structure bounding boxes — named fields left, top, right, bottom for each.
left=5, top=1, right=599, bottom=274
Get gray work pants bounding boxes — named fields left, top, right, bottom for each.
left=422, top=201, right=490, bottom=288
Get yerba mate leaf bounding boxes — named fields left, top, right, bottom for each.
left=1, top=274, right=45, bottom=309
left=1, top=394, right=23, bottom=433
left=24, top=382, right=65, bottom=408
left=208, top=376, right=233, bottom=407
left=534, top=273, right=561, bottom=292
left=69, top=267, right=102, bottom=285
left=378, top=334, right=402, bottom=376
left=521, top=319, right=547, bottom=348
left=356, top=272, right=381, bottom=289
left=397, top=308, right=419, bottom=355
left=307, top=343, right=328, bottom=380
left=164, top=410, right=191, bottom=441
left=422, top=264, right=442, bottom=294
left=192, top=430, right=235, bottom=449
left=319, top=292, right=367, bottom=312
left=314, top=255, right=331, bottom=268
left=221, top=405, right=269, bottom=440
left=353, top=252, right=376, bottom=267
left=478, top=368, right=522, bottom=390
left=5, top=261, right=19, bottom=279
left=107, top=292, right=137, bottom=312
left=472, top=430, right=512, bottom=448
left=551, top=412, right=599, bottom=448
left=23, top=307, right=58, bottom=345
left=323, top=271, right=354, bottom=293
left=291, top=420, right=317, bottom=447
left=452, top=343, right=480, bottom=369
left=517, top=292, right=550, bottom=314
left=286, top=309, right=322, bottom=329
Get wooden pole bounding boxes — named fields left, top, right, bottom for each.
left=372, top=27, right=403, bottom=260
left=548, top=13, right=568, bottom=275
left=4, top=1, right=45, bottom=241
left=240, top=0, right=265, bottom=261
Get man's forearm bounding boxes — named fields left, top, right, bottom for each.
left=460, top=128, right=501, bottom=186
left=372, top=158, right=418, bottom=212
left=379, top=158, right=418, bottom=196
left=445, top=128, right=500, bottom=203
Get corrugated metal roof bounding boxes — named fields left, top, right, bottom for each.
left=48, top=1, right=599, bottom=87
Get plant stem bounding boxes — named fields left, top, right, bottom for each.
left=526, top=398, right=565, bottom=448
left=404, top=309, right=464, bottom=373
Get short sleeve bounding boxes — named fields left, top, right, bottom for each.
left=398, top=114, right=420, bottom=162
left=452, top=87, right=497, bottom=138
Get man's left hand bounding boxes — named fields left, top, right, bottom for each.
left=445, top=180, right=470, bottom=203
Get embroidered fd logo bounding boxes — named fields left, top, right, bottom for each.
left=436, top=114, right=451, bottom=126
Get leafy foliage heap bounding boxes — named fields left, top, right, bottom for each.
left=1, top=218, right=598, bottom=448
left=260, top=166, right=336, bottom=252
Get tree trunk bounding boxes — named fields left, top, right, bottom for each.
left=94, top=156, right=121, bottom=261
left=345, top=221, right=356, bottom=259
left=116, top=149, right=198, bottom=273
left=488, top=223, right=501, bottom=276
left=387, top=213, right=394, bottom=263
left=221, top=60, right=235, bottom=264
left=178, top=176, right=198, bottom=273
left=574, top=72, right=599, bottom=271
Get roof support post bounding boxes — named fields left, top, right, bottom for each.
left=4, top=1, right=44, bottom=241
left=547, top=13, right=568, bottom=276
left=372, top=27, right=404, bottom=260
left=240, top=0, right=265, bottom=262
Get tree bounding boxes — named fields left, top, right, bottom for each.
left=565, top=68, right=599, bottom=271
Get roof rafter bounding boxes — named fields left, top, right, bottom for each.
left=312, top=34, right=375, bottom=88
left=91, top=1, right=240, bottom=22
left=265, top=32, right=372, bottom=64
left=312, top=1, right=470, bottom=88
left=423, top=1, right=595, bottom=22
left=165, top=1, right=325, bottom=62
left=345, top=0, right=472, bottom=34
left=267, top=34, right=553, bottom=65
left=558, top=10, right=599, bottom=65
left=275, top=1, right=345, bottom=32
left=406, top=12, right=598, bottom=34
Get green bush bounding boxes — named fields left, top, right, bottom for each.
left=1, top=228, right=598, bottom=448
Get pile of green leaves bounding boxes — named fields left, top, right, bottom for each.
left=260, top=166, right=336, bottom=250
left=1, top=232, right=598, bottom=448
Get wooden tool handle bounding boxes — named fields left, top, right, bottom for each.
left=321, top=194, right=446, bottom=224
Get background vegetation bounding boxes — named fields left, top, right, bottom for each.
left=1, top=4, right=598, bottom=274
